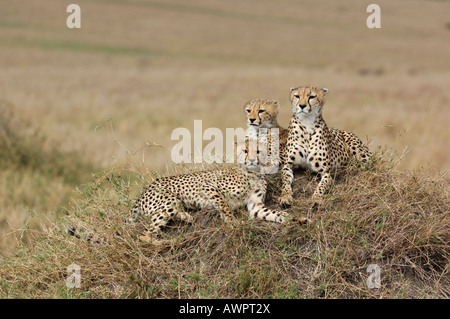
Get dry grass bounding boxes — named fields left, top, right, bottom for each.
left=0, top=101, right=95, bottom=256
left=0, top=150, right=448, bottom=298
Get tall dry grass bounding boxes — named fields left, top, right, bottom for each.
left=0, top=148, right=448, bottom=298
left=0, top=101, right=96, bottom=256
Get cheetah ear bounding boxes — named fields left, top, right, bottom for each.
left=290, top=87, right=296, bottom=93
left=321, top=88, right=329, bottom=96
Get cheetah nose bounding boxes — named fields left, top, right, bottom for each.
left=249, top=158, right=256, bottom=163
left=249, top=118, right=256, bottom=123
left=299, top=104, right=307, bottom=109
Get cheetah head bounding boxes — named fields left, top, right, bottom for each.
left=244, top=99, right=280, bottom=128
left=235, top=138, right=269, bottom=172
left=290, top=86, right=328, bottom=118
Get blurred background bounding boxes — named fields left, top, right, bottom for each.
left=0, top=0, right=449, bottom=254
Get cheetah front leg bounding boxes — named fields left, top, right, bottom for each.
left=311, top=171, right=332, bottom=201
left=248, top=202, right=288, bottom=223
left=198, top=187, right=237, bottom=224
left=247, top=191, right=309, bottom=225
left=279, top=162, right=294, bottom=207
left=278, top=125, right=304, bottom=207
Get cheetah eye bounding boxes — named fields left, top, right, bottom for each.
left=294, top=94, right=300, bottom=99
left=256, top=150, right=261, bottom=154
left=246, top=109, right=251, bottom=113
left=258, top=110, right=264, bottom=113
left=243, top=150, right=248, bottom=154
left=309, top=95, right=316, bottom=99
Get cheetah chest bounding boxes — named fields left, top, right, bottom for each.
left=288, top=119, right=327, bottom=172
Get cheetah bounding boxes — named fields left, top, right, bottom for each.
left=243, top=99, right=289, bottom=172
left=279, top=85, right=372, bottom=207
left=244, top=98, right=286, bottom=131
left=67, top=139, right=308, bottom=244
left=130, top=138, right=308, bottom=242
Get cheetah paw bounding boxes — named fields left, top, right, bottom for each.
left=139, top=232, right=163, bottom=245
left=278, top=194, right=294, bottom=208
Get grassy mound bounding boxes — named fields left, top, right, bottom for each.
left=0, top=150, right=448, bottom=298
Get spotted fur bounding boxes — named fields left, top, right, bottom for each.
left=131, top=138, right=308, bottom=242
left=67, top=139, right=308, bottom=244
left=243, top=99, right=289, bottom=171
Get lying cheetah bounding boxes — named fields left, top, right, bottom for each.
left=132, top=138, right=309, bottom=242
left=68, top=139, right=307, bottom=244
left=244, top=99, right=289, bottom=171
left=279, top=85, right=372, bottom=206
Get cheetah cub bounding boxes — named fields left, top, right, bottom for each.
left=131, top=138, right=308, bottom=242
left=279, top=85, right=371, bottom=207
left=244, top=99, right=289, bottom=170
left=244, top=99, right=286, bottom=131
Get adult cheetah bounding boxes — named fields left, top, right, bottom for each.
left=279, top=85, right=372, bottom=207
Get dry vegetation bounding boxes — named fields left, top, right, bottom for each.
left=0, top=101, right=95, bottom=254
left=0, top=151, right=448, bottom=298
left=0, top=0, right=449, bottom=298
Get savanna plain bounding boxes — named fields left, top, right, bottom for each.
left=0, top=0, right=448, bottom=298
